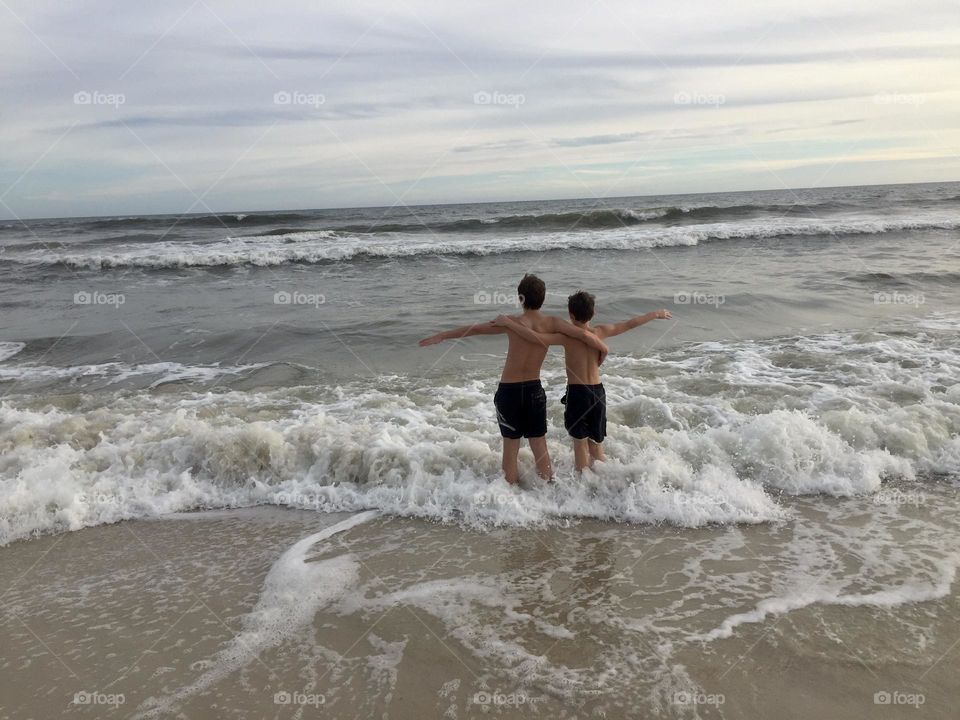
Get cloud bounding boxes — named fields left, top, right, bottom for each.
left=0, top=0, right=958, bottom=218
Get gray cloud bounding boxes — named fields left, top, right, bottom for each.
left=1, top=0, right=958, bottom=218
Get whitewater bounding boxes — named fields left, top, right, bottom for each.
left=2, top=319, right=958, bottom=545
left=5, top=211, right=960, bottom=269
left=2, top=181, right=960, bottom=547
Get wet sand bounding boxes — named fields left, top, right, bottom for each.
left=1, top=495, right=957, bottom=719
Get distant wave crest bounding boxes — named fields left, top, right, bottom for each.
left=6, top=213, right=959, bottom=270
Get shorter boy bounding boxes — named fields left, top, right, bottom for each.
left=495, top=292, right=671, bottom=472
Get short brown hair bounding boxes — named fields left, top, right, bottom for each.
left=568, top=290, right=595, bottom=322
left=517, top=274, right=545, bottom=310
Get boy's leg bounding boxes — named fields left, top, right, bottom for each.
left=572, top=438, right=591, bottom=472
left=588, top=440, right=605, bottom=466
left=502, top=438, right=522, bottom=484
left=527, top=436, right=553, bottom=481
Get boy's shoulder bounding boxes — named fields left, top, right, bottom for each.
left=537, top=313, right=567, bottom=329
left=518, top=312, right=556, bottom=331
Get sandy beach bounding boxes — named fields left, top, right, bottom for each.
left=2, top=490, right=956, bottom=719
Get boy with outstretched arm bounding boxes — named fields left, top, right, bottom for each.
left=494, top=291, right=671, bottom=472
left=419, top=275, right=607, bottom=485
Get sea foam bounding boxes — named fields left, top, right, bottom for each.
left=132, top=511, right=378, bottom=718
left=1, top=321, right=958, bottom=545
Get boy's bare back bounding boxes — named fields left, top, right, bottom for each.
left=501, top=311, right=585, bottom=382
left=555, top=331, right=603, bottom=386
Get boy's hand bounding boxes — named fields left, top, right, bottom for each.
left=654, top=309, right=672, bottom=320
left=419, top=334, right=443, bottom=346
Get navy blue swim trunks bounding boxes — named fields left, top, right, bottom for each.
left=494, top=380, right=547, bottom=439
left=561, top=383, right=606, bottom=443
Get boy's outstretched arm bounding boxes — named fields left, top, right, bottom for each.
left=419, top=321, right=505, bottom=346
left=594, top=309, right=672, bottom=339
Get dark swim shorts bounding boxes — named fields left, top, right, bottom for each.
left=561, top=383, right=606, bottom=443
left=494, top=380, right=547, bottom=439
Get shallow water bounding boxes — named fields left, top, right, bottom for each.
left=2, top=313, right=959, bottom=543
left=1, top=504, right=956, bottom=718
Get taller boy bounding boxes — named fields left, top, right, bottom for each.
left=419, top=275, right=608, bottom=484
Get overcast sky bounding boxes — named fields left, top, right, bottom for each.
left=1, top=0, right=958, bottom=219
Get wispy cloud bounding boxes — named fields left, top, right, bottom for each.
left=1, top=0, right=958, bottom=218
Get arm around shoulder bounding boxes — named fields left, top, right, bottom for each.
left=555, top=319, right=608, bottom=354
left=493, top=315, right=565, bottom=346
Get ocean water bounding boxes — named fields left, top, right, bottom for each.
left=2, top=182, right=960, bottom=717
left=1, top=181, right=959, bottom=545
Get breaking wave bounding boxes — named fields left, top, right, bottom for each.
left=1, top=319, right=958, bottom=545
left=7, top=213, right=960, bottom=270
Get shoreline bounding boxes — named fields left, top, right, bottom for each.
left=2, top=498, right=957, bottom=718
